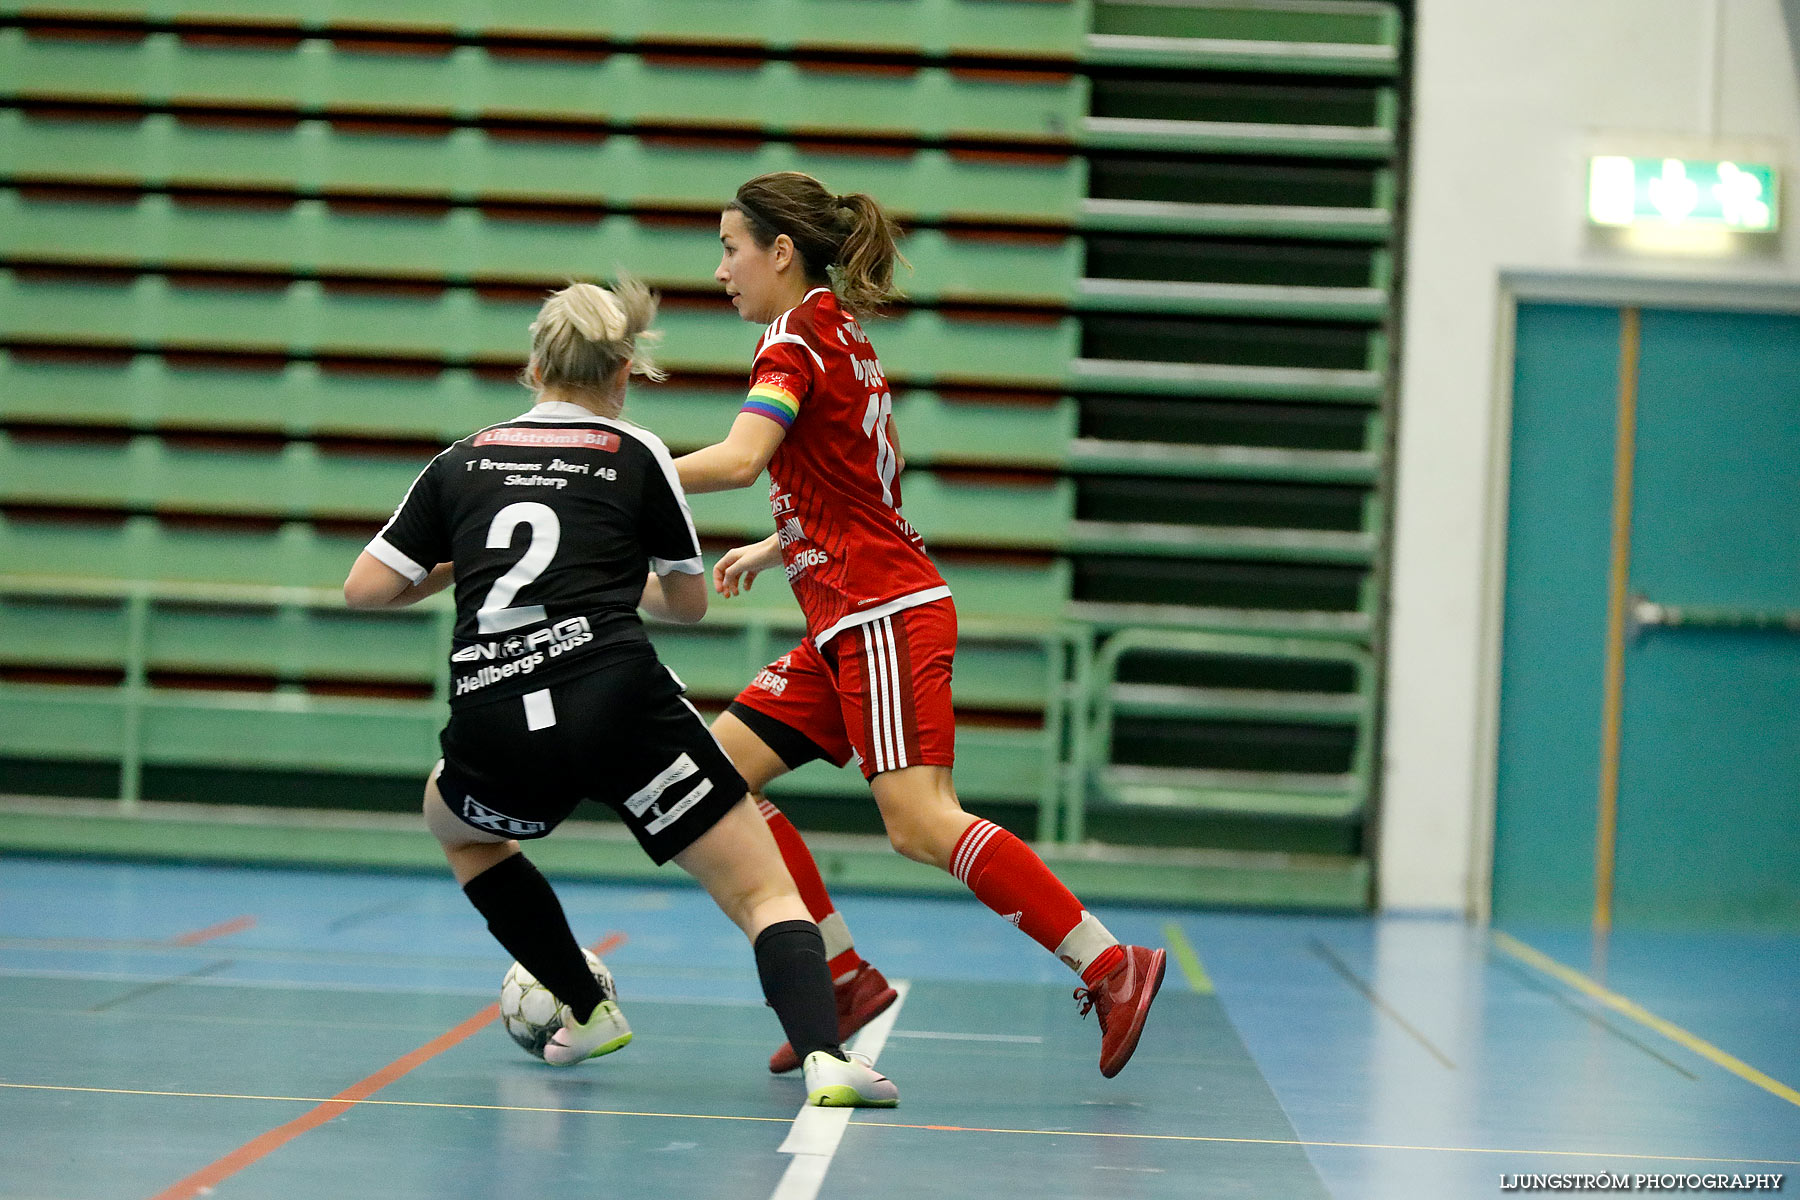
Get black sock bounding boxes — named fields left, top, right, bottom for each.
left=754, top=919, right=843, bottom=1063
left=462, top=854, right=602, bottom=1023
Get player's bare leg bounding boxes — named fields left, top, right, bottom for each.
left=712, top=710, right=898, bottom=1073
left=423, top=771, right=517, bottom=883
left=423, top=769, right=618, bottom=1064
left=675, top=796, right=897, bottom=1106
left=870, top=765, right=1166, bottom=1078
left=671, top=793, right=811, bottom=936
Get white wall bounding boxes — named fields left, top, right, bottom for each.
left=1380, top=0, right=1800, bottom=912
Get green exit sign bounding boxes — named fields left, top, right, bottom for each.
left=1588, top=156, right=1779, bottom=231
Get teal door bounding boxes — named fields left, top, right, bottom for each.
left=1495, top=300, right=1800, bottom=929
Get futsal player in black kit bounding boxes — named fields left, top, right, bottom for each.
left=343, top=278, right=896, bottom=1107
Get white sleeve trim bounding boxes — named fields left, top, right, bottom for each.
left=366, top=536, right=428, bottom=585
left=372, top=444, right=457, bottom=574
left=596, top=418, right=704, bottom=570
left=652, top=555, right=705, bottom=576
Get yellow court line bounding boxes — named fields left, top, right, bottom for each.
left=1492, top=931, right=1800, bottom=1109
left=1161, top=921, right=1214, bottom=994
left=8, top=1082, right=1795, bottom=1168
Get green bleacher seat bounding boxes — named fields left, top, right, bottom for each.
left=0, top=677, right=1058, bottom=817
left=0, top=682, right=444, bottom=774
left=1086, top=0, right=1401, bottom=76
left=0, top=512, right=368, bottom=586
left=0, top=573, right=1062, bottom=710
left=1079, top=105, right=1396, bottom=159
left=1070, top=351, right=1386, bottom=403
left=0, top=268, right=1079, bottom=387
left=0, top=512, right=1071, bottom=616
left=638, top=386, right=1079, bottom=469
left=0, top=31, right=1086, bottom=142
left=1079, top=154, right=1397, bottom=244
left=600, top=0, right=1087, bottom=57
left=1070, top=629, right=1376, bottom=840
left=1065, top=436, right=1382, bottom=485
left=0, top=188, right=1082, bottom=306
left=0, top=430, right=1075, bottom=549
left=0, top=352, right=1081, bottom=469
left=0, top=0, right=1087, bottom=59
left=0, top=584, right=445, bottom=684
left=1091, top=0, right=1396, bottom=48
left=1078, top=194, right=1394, bottom=241
left=0, top=567, right=1074, bottom=831
left=0, top=431, right=419, bottom=520
left=0, top=110, right=1083, bottom=222
left=0, top=351, right=523, bottom=439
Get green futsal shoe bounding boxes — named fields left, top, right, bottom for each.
left=802, top=1050, right=899, bottom=1108
left=543, top=1000, right=633, bottom=1066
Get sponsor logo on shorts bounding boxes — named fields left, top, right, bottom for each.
left=645, top=779, right=712, bottom=835
left=625, top=754, right=699, bottom=819
left=624, top=754, right=715, bottom=836
left=455, top=653, right=545, bottom=695
left=453, top=617, right=591, bottom=663
left=451, top=617, right=595, bottom=696
left=460, top=796, right=547, bottom=837
left=751, top=669, right=788, bottom=696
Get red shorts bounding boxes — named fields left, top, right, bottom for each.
left=729, top=598, right=956, bottom=780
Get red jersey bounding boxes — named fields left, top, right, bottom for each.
left=742, top=287, right=949, bottom=647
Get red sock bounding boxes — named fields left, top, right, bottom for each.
left=1083, top=944, right=1126, bottom=986
left=950, top=819, right=1120, bottom=982
left=758, top=798, right=862, bottom=980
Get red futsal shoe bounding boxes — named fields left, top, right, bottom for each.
left=769, top=962, right=899, bottom=1074
left=1077, top=944, right=1167, bottom=1078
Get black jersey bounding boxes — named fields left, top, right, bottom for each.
left=365, top=400, right=702, bottom=707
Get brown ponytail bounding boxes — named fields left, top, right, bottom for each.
left=730, top=172, right=907, bottom=317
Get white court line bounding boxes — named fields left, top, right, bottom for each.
left=772, top=979, right=910, bottom=1200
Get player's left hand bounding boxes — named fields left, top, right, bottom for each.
left=713, top=535, right=782, bottom=598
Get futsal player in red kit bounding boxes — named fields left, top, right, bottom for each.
left=673, top=172, right=1166, bottom=1079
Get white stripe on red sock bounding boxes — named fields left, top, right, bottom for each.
left=951, top=819, right=1003, bottom=884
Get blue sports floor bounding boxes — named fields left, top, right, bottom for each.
left=1, top=856, right=1795, bottom=1199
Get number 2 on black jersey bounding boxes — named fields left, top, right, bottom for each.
left=478, top=501, right=561, bottom=633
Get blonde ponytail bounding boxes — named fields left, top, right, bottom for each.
left=521, top=276, right=666, bottom=404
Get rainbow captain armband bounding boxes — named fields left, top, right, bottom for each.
left=743, top=381, right=801, bottom=428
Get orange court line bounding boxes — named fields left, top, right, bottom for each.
left=145, top=931, right=626, bottom=1200
left=169, top=915, right=257, bottom=945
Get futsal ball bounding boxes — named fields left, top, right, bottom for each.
left=498, top=949, right=630, bottom=1061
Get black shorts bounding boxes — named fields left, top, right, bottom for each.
left=436, top=653, right=747, bottom=865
